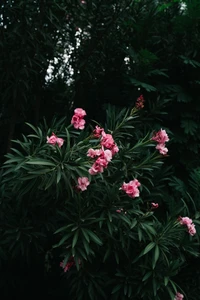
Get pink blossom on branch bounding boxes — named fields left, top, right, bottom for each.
left=101, top=149, right=112, bottom=162
left=71, top=115, right=86, bottom=130
left=151, top=202, right=159, bottom=209
left=101, top=132, right=115, bottom=149
left=152, top=129, right=169, bottom=144
left=87, top=148, right=102, bottom=158
left=179, top=217, right=193, bottom=226
left=74, top=108, right=86, bottom=118
left=152, top=129, right=169, bottom=155
left=89, top=162, right=104, bottom=175
left=120, top=179, right=141, bottom=198
left=71, top=108, right=86, bottom=130
left=88, top=149, right=112, bottom=175
left=56, top=137, right=64, bottom=148
left=111, top=143, right=119, bottom=155
left=187, top=223, right=196, bottom=236
left=47, top=133, right=64, bottom=148
left=77, top=177, right=90, bottom=191
left=179, top=216, right=196, bottom=236
left=174, top=292, right=184, bottom=300
left=155, top=143, right=168, bottom=155
left=88, top=130, right=118, bottom=175
left=135, top=94, right=145, bottom=110
left=100, top=132, right=119, bottom=155
left=93, top=125, right=104, bottom=138
left=60, top=257, right=75, bottom=272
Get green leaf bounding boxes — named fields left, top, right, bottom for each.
left=103, top=248, right=111, bottom=262
left=65, top=127, right=71, bottom=152
left=130, top=78, right=157, bottom=92
left=147, top=69, right=169, bottom=78
left=54, top=233, right=73, bottom=248
left=85, top=230, right=103, bottom=246
left=54, top=224, right=73, bottom=234
left=153, top=245, right=160, bottom=269
left=164, top=277, right=169, bottom=286
left=26, top=159, right=55, bottom=166
left=140, top=242, right=156, bottom=257
left=130, top=219, right=137, bottom=229
left=142, top=271, right=152, bottom=282
left=82, top=239, right=90, bottom=255
left=111, top=284, right=122, bottom=294
left=56, top=167, right=62, bottom=184
left=72, top=230, right=79, bottom=248
left=81, top=228, right=90, bottom=243
left=180, top=119, right=198, bottom=135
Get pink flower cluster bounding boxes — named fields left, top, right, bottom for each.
left=121, top=179, right=141, bottom=198
left=93, top=126, right=119, bottom=155
left=60, top=257, right=75, bottom=272
left=77, top=177, right=90, bottom=191
left=71, top=108, right=86, bottom=130
left=47, top=133, right=64, bottom=148
left=93, top=125, right=104, bottom=138
left=88, top=126, right=119, bottom=175
left=152, top=129, right=169, bottom=155
left=135, top=94, right=145, bottom=109
left=88, top=148, right=113, bottom=175
left=174, top=292, right=184, bottom=300
left=179, top=216, right=196, bottom=236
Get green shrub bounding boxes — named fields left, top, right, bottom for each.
left=1, top=103, right=199, bottom=299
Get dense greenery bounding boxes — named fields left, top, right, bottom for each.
left=1, top=0, right=200, bottom=298
left=1, top=105, right=199, bottom=299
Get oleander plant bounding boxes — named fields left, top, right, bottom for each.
left=0, top=100, right=199, bottom=299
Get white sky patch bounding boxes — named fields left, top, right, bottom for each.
left=45, top=28, right=84, bottom=85
left=124, top=57, right=130, bottom=65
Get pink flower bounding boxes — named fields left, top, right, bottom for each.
left=155, top=143, right=168, bottom=155
left=121, top=179, right=141, bottom=198
left=130, top=179, right=141, bottom=187
left=88, top=149, right=112, bottom=175
left=174, top=292, right=184, bottom=300
left=116, top=208, right=124, bottom=213
left=111, top=143, right=119, bottom=155
left=152, top=129, right=169, bottom=155
left=179, top=216, right=196, bottom=236
left=89, top=162, right=104, bottom=175
left=151, top=202, right=159, bottom=209
left=47, top=133, right=64, bottom=148
left=71, top=115, right=86, bottom=129
left=56, top=137, right=64, bottom=148
left=60, top=257, right=75, bottom=272
left=95, top=157, right=108, bottom=168
left=102, top=149, right=112, bottom=162
left=135, top=95, right=145, bottom=110
left=71, top=108, right=86, bottom=130
left=152, top=129, right=169, bottom=144
left=77, top=177, right=90, bottom=191
left=179, top=217, right=193, bottom=226
left=87, top=148, right=102, bottom=158
left=93, top=126, right=104, bottom=138
left=101, top=132, right=115, bottom=149
left=47, top=133, right=57, bottom=146
left=74, top=108, right=86, bottom=118
left=187, top=223, right=196, bottom=236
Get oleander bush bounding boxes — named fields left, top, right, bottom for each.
left=0, top=104, right=199, bottom=299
